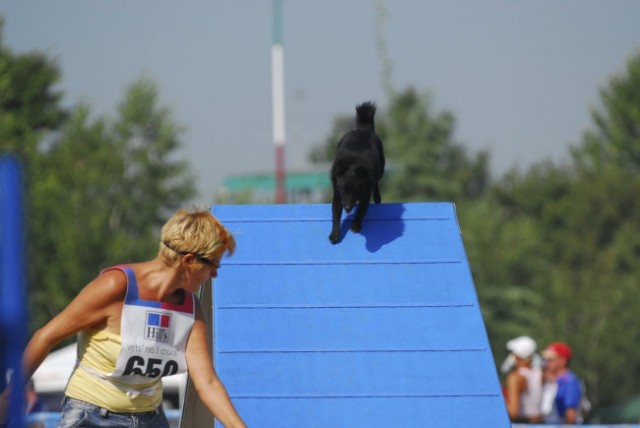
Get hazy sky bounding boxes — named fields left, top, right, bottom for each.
left=2, top=1, right=640, bottom=205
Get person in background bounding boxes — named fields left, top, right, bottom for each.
left=503, top=336, right=543, bottom=423
left=542, top=341, right=582, bottom=424
left=540, top=356, right=559, bottom=422
left=0, top=209, right=246, bottom=428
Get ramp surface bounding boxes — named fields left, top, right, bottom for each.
left=211, top=203, right=509, bottom=427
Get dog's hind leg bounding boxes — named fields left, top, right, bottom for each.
left=373, top=181, right=381, bottom=204
left=351, top=200, right=370, bottom=233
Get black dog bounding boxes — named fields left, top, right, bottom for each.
left=329, top=101, right=385, bottom=244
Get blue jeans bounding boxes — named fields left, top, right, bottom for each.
left=57, top=397, right=170, bottom=428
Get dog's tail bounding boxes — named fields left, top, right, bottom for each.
left=355, top=101, right=376, bottom=131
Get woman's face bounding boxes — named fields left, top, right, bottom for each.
left=185, top=252, right=222, bottom=287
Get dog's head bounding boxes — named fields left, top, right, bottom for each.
left=333, top=164, right=373, bottom=213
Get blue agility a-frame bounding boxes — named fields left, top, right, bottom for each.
left=211, top=203, right=510, bottom=427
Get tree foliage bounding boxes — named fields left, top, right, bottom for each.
left=378, top=87, right=490, bottom=202
left=1, top=20, right=68, bottom=327
left=484, top=164, right=640, bottom=409
left=571, top=51, right=640, bottom=174
left=29, top=80, right=196, bottom=329
left=479, top=52, right=640, bottom=411
left=543, top=52, right=640, bottom=408
left=1, top=27, right=196, bottom=330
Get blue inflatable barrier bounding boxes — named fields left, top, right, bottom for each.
left=0, top=156, right=27, bottom=428
left=211, top=203, right=510, bottom=427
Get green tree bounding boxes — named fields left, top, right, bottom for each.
left=1, top=20, right=68, bottom=328
left=556, top=51, right=640, bottom=408
left=471, top=51, right=640, bottom=411
left=483, top=141, right=640, bottom=412
left=491, top=165, right=640, bottom=409
left=378, top=87, right=490, bottom=202
left=571, top=50, right=640, bottom=174
left=433, top=50, right=640, bottom=412
left=29, top=106, right=116, bottom=321
left=457, top=196, right=547, bottom=368
left=28, top=79, right=197, bottom=329
left=2, top=22, right=197, bottom=330
left=553, top=168, right=640, bottom=409
left=0, top=20, right=66, bottom=165
left=108, top=78, right=196, bottom=254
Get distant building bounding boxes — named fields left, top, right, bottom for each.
left=222, top=168, right=332, bottom=204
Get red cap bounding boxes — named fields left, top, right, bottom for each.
left=543, top=341, right=573, bottom=359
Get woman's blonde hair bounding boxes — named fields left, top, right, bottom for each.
left=159, top=209, right=236, bottom=266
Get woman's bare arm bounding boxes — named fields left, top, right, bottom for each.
left=185, top=300, right=246, bottom=428
left=22, top=270, right=126, bottom=379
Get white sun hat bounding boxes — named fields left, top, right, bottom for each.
left=506, top=335, right=537, bottom=359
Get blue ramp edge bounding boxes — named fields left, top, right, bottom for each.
left=211, top=203, right=510, bottom=427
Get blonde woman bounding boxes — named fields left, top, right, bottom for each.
left=1, top=209, right=246, bottom=428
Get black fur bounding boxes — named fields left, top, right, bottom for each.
left=329, top=101, right=385, bottom=244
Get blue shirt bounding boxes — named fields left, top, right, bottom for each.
left=555, top=370, right=581, bottom=418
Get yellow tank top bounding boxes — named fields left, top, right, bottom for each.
left=64, top=328, right=162, bottom=412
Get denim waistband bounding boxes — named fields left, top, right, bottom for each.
left=63, top=396, right=161, bottom=417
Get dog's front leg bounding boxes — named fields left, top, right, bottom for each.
left=351, top=199, right=370, bottom=233
left=329, top=194, right=343, bottom=244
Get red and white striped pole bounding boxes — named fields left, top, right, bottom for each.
left=272, top=0, right=286, bottom=203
